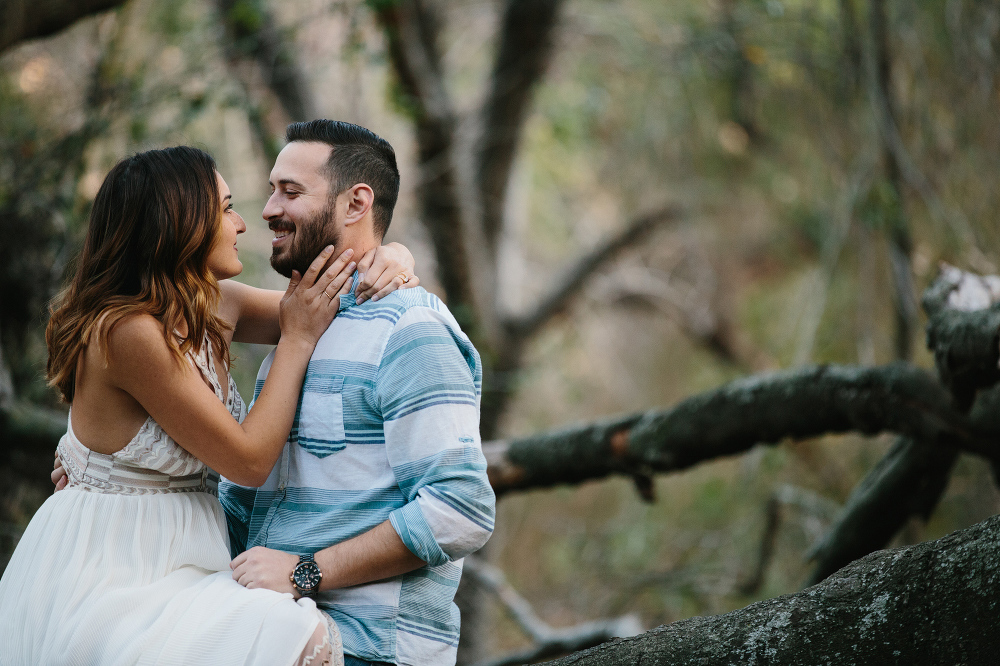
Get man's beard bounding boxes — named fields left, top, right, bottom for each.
left=270, top=203, right=340, bottom=278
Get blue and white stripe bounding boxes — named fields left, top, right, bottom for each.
left=219, top=284, right=495, bottom=666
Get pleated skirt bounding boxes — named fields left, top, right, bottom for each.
left=0, top=487, right=321, bottom=666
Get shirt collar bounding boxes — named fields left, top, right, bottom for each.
left=338, top=271, right=361, bottom=312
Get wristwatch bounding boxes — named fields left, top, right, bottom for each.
left=290, top=554, right=322, bottom=599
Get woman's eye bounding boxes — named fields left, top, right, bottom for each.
left=225, top=203, right=234, bottom=211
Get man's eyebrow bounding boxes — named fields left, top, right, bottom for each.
left=271, top=178, right=306, bottom=189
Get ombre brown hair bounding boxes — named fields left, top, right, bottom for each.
left=46, top=146, right=230, bottom=403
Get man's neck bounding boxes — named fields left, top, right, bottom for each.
left=322, top=236, right=378, bottom=274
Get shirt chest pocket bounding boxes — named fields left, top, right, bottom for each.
left=297, top=376, right=346, bottom=458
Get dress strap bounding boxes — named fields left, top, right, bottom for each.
left=188, top=337, right=225, bottom=402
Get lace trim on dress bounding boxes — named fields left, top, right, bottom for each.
left=296, top=614, right=344, bottom=666
left=58, top=424, right=220, bottom=496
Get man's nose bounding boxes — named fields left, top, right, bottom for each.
left=262, top=193, right=281, bottom=220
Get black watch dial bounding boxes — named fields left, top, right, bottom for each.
left=293, top=558, right=322, bottom=593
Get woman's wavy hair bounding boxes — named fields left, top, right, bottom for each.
left=47, top=146, right=230, bottom=403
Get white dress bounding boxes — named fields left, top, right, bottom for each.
left=0, top=342, right=342, bottom=666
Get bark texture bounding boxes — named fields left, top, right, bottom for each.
left=802, top=265, right=999, bottom=583
left=0, top=0, right=126, bottom=53
left=546, top=514, right=1000, bottom=665
left=485, top=362, right=1000, bottom=497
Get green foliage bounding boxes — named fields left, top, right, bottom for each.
left=227, top=0, right=266, bottom=35
left=856, top=180, right=904, bottom=234
left=148, top=0, right=197, bottom=42
left=5, top=0, right=1000, bottom=645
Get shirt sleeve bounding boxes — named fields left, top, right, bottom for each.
left=218, top=479, right=254, bottom=558
left=377, top=307, right=495, bottom=567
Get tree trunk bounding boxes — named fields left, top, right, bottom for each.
left=546, top=513, right=1000, bottom=665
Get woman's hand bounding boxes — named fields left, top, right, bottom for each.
left=354, top=242, right=419, bottom=305
left=52, top=450, right=67, bottom=492
left=278, top=246, right=356, bottom=346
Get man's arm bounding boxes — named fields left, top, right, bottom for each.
left=230, top=520, right=425, bottom=596
left=231, top=305, right=494, bottom=593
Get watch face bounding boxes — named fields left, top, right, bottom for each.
left=293, top=561, right=322, bottom=591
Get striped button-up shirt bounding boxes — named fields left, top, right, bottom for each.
left=219, top=284, right=495, bottom=666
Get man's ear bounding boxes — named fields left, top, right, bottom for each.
left=342, top=183, right=374, bottom=226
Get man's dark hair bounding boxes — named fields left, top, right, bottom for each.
left=285, top=120, right=400, bottom=240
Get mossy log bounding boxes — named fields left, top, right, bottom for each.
left=485, top=362, right=1000, bottom=497
left=545, top=513, right=1000, bottom=665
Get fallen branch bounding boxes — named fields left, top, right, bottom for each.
left=804, top=264, right=993, bottom=583
left=545, top=513, right=1000, bottom=665
left=486, top=362, right=999, bottom=498
left=805, top=436, right=957, bottom=585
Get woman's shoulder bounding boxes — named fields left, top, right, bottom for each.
left=102, top=314, right=174, bottom=358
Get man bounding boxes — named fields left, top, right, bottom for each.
left=219, top=120, right=495, bottom=666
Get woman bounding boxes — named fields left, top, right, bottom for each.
left=0, top=146, right=416, bottom=665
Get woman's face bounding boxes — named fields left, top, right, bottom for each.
left=206, top=172, right=247, bottom=280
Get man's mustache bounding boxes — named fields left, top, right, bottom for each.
left=268, top=220, right=295, bottom=232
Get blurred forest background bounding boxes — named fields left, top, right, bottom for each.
left=3, top=0, right=1000, bottom=662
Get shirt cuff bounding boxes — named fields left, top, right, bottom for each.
left=389, top=500, right=448, bottom=567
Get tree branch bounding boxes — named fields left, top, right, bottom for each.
left=545, top=514, right=1000, bottom=664
left=803, top=264, right=999, bottom=584
left=464, top=556, right=641, bottom=666
left=503, top=207, right=682, bottom=340
left=0, top=0, right=126, bottom=54
left=476, top=0, right=565, bottom=259
left=485, top=362, right=1000, bottom=498
left=805, top=436, right=957, bottom=585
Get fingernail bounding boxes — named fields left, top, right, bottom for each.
left=344, top=248, right=354, bottom=256
left=371, top=294, right=380, bottom=302
left=324, top=245, right=334, bottom=254
left=356, top=296, right=366, bottom=304
left=347, top=262, right=356, bottom=271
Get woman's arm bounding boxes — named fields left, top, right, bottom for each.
left=222, top=242, right=419, bottom=346
left=109, top=247, right=354, bottom=486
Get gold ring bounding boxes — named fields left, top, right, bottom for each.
left=397, top=273, right=410, bottom=284
left=323, top=289, right=335, bottom=300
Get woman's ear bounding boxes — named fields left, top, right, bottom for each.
left=342, top=183, right=374, bottom=226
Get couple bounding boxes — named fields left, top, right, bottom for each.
left=0, top=120, right=495, bottom=666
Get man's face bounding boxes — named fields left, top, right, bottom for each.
left=264, top=141, right=341, bottom=278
